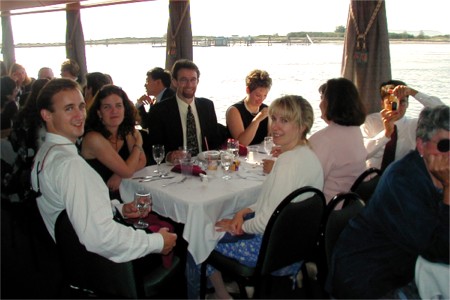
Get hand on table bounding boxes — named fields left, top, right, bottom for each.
left=159, top=227, right=177, bottom=255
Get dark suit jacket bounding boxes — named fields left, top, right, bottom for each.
left=138, top=88, right=175, bottom=129
left=147, top=95, right=227, bottom=164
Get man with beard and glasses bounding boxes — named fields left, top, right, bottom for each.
left=147, top=59, right=227, bottom=164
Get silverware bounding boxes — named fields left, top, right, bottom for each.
left=162, top=176, right=187, bottom=187
left=133, top=171, right=170, bottom=180
left=139, top=176, right=174, bottom=183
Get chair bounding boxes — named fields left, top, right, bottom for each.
left=54, top=210, right=181, bottom=299
left=350, top=167, right=382, bottom=203
left=200, top=186, right=326, bottom=299
left=323, top=192, right=365, bottom=269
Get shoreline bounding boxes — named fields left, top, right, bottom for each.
left=8, top=36, right=450, bottom=49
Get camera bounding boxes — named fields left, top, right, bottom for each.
left=389, top=94, right=399, bottom=111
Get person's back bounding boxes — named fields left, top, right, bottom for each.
left=309, top=78, right=367, bottom=203
left=4, top=78, right=49, bottom=203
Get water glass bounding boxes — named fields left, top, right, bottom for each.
left=134, top=190, right=152, bottom=229
left=246, top=146, right=259, bottom=163
left=180, top=158, right=193, bottom=176
left=220, top=151, right=234, bottom=180
left=264, top=136, right=274, bottom=155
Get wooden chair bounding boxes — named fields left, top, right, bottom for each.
left=200, top=186, right=326, bottom=299
left=350, top=167, right=382, bottom=203
left=55, top=210, right=181, bottom=298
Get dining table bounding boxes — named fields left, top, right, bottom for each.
left=119, top=152, right=269, bottom=264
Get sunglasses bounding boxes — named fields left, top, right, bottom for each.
left=437, top=139, right=450, bottom=153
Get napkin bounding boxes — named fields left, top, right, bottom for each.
left=171, top=164, right=206, bottom=176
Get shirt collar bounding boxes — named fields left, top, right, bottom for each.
left=44, top=133, right=78, bottom=153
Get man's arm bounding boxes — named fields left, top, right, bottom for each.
left=393, top=85, right=444, bottom=108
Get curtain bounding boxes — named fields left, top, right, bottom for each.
left=341, top=0, right=391, bottom=114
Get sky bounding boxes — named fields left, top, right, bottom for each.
left=2, top=0, right=450, bottom=44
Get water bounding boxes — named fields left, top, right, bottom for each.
left=10, top=42, right=450, bottom=134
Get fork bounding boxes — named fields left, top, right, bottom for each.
left=162, top=176, right=187, bottom=187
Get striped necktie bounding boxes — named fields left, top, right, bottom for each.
left=186, top=105, right=198, bottom=156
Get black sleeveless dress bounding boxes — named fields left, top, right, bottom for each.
left=231, top=99, right=268, bottom=145
left=86, top=142, right=130, bottom=201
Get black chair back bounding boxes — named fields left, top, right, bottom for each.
left=201, top=186, right=326, bottom=299
left=350, top=167, right=382, bottom=203
left=324, top=192, right=365, bottom=268
left=259, top=186, right=326, bottom=276
left=55, top=210, right=140, bottom=298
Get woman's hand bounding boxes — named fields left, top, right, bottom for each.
left=253, top=107, right=269, bottom=123
left=107, top=174, right=122, bottom=191
left=215, top=209, right=249, bottom=235
left=262, top=158, right=275, bottom=174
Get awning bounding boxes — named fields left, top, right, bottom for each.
left=1, top=0, right=153, bottom=16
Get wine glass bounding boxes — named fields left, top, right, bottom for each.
left=134, top=190, right=152, bottom=229
left=264, top=136, right=274, bottom=156
left=220, top=151, right=234, bottom=180
left=152, top=144, right=165, bottom=174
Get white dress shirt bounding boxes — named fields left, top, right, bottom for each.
left=31, top=133, right=164, bottom=263
left=361, top=92, right=443, bottom=169
left=242, top=145, right=324, bottom=234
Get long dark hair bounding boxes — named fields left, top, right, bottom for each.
left=84, top=84, right=137, bottom=140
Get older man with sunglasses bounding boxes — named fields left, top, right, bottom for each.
left=328, top=105, right=449, bottom=299
left=361, top=80, right=444, bottom=171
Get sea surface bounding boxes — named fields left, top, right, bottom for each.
left=11, top=42, right=450, bottom=134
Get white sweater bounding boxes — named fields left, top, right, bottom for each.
left=242, top=144, right=324, bottom=234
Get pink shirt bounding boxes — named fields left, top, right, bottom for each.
left=309, top=122, right=367, bottom=204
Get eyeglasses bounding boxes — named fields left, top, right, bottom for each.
left=437, top=139, right=450, bottom=152
left=428, top=139, right=450, bottom=152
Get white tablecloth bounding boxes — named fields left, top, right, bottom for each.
left=415, top=255, right=450, bottom=299
left=119, top=160, right=265, bottom=264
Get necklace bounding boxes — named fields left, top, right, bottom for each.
left=244, top=100, right=259, bottom=116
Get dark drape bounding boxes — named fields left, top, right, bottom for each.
left=66, top=1, right=88, bottom=86
left=165, top=0, right=193, bottom=71
left=341, top=0, right=391, bottom=114
left=1, top=12, right=16, bottom=72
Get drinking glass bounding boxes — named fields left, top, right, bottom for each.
left=227, top=138, right=240, bottom=157
left=152, top=144, right=165, bottom=174
left=220, top=151, right=234, bottom=180
left=264, top=136, right=274, bottom=156
left=134, top=190, right=152, bottom=229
